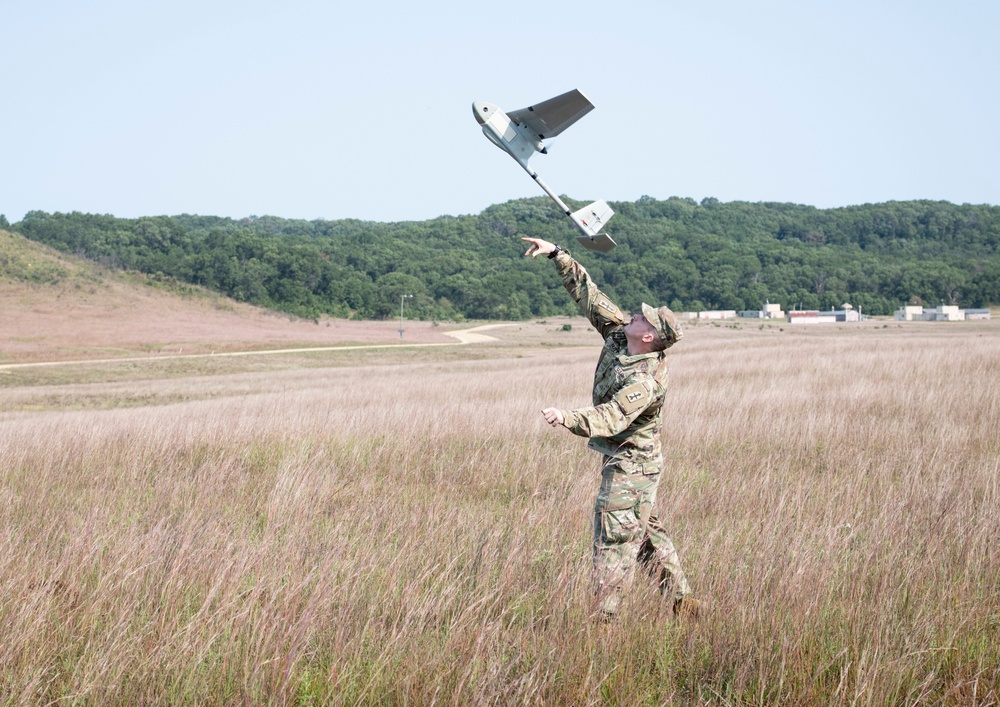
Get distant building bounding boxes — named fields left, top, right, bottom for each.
left=895, top=305, right=924, bottom=321
left=788, top=310, right=826, bottom=324
left=738, top=303, right=785, bottom=320
left=698, top=310, right=736, bottom=320
left=830, top=310, right=859, bottom=322
left=893, top=304, right=991, bottom=321
left=926, top=305, right=963, bottom=321
left=787, top=308, right=859, bottom=324
left=764, top=303, right=785, bottom=319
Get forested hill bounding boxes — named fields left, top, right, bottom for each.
left=10, top=197, right=1000, bottom=320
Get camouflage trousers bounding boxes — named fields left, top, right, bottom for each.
left=592, top=456, right=690, bottom=616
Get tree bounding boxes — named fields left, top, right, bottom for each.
left=11, top=199, right=1000, bottom=320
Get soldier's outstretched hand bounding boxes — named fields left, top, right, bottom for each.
left=541, top=407, right=564, bottom=427
left=522, top=237, right=557, bottom=258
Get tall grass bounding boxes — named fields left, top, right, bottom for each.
left=1, top=323, right=997, bottom=705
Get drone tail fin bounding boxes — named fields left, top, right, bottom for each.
left=571, top=200, right=614, bottom=236
left=571, top=200, right=617, bottom=253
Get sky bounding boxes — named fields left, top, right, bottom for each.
left=2, top=0, right=998, bottom=224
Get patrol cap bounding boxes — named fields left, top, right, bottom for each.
left=641, top=302, right=683, bottom=348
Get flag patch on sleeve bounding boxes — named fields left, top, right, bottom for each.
left=598, top=298, right=624, bottom=324
left=616, top=382, right=650, bottom=415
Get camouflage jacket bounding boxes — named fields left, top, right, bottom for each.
left=552, top=250, right=670, bottom=470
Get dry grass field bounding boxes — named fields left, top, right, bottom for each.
left=2, top=234, right=998, bottom=704
left=0, top=229, right=461, bottom=366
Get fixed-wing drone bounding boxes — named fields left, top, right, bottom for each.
left=472, top=89, right=616, bottom=253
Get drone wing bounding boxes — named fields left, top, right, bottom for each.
left=507, top=89, right=595, bottom=139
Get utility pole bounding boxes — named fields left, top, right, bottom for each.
left=398, top=294, right=412, bottom=338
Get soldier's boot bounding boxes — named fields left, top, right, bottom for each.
left=672, top=596, right=701, bottom=621
left=594, top=584, right=623, bottom=623
left=597, top=610, right=616, bottom=625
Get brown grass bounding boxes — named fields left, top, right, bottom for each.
left=0, top=273, right=455, bottom=362
left=2, top=316, right=998, bottom=705
left=1, top=229, right=460, bottom=365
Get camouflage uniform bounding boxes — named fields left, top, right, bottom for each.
left=551, top=248, right=691, bottom=616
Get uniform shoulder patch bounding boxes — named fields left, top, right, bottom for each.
left=597, top=297, right=625, bottom=325
left=616, top=381, right=651, bottom=415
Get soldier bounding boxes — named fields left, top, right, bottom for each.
left=523, top=236, right=699, bottom=621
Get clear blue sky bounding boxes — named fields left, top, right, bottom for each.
left=3, top=0, right=997, bottom=224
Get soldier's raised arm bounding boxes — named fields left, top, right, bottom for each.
left=521, top=237, right=624, bottom=339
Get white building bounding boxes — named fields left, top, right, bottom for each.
left=764, top=303, right=785, bottom=319
left=893, top=304, right=990, bottom=321
left=698, top=310, right=737, bottom=320
left=787, top=310, right=835, bottom=324
left=895, top=305, right=924, bottom=321
left=787, top=308, right=860, bottom=324
left=739, top=303, right=785, bottom=320
left=926, top=305, right=964, bottom=321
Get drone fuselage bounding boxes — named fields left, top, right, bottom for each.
left=472, top=100, right=545, bottom=169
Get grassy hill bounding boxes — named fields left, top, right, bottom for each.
left=14, top=201, right=1000, bottom=321
left=1, top=226, right=86, bottom=286
left=0, top=230, right=452, bottom=366
left=1, top=226, right=229, bottom=303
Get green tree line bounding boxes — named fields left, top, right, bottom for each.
left=12, top=197, right=1000, bottom=320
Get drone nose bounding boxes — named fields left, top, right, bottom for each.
left=472, top=100, right=492, bottom=126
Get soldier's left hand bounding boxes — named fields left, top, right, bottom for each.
left=541, top=407, right=564, bottom=426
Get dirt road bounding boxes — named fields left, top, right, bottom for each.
left=0, top=324, right=513, bottom=370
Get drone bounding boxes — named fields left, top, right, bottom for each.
left=473, top=89, right=616, bottom=253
